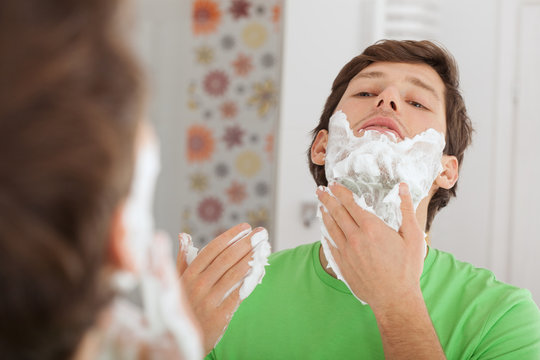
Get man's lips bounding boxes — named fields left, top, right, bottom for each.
left=358, top=117, right=403, bottom=139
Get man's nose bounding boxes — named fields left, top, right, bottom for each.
left=376, top=88, right=399, bottom=111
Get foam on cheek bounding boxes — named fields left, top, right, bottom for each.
left=324, top=110, right=445, bottom=231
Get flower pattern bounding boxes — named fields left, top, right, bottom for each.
left=190, top=172, right=209, bottom=191
left=242, top=22, right=268, bottom=49
left=232, top=53, right=253, bottom=77
left=223, top=125, right=245, bottom=149
left=261, top=53, right=275, bottom=68
left=229, top=0, right=251, bottom=20
left=187, top=124, right=215, bottom=162
left=192, top=0, right=222, bottom=35
left=220, top=101, right=238, bottom=118
left=264, top=134, right=274, bottom=161
left=272, top=4, right=281, bottom=25
left=198, top=197, right=224, bottom=223
left=221, top=35, right=235, bottom=50
left=227, top=181, right=247, bottom=204
left=235, top=150, right=261, bottom=178
left=215, top=163, right=229, bottom=178
left=185, top=0, right=283, bottom=248
left=204, top=70, right=229, bottom=96
left=255, top=181, right=269, bottom=197
left=248, top=79, right=277, bottom=117
left=196, top=45, right=214, bottom=64
left=247, top=207, right=269, bottom=228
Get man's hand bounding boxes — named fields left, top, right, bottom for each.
left=176, top=223, right=262, bottom=355
left=317, top=182, right=446, bottom=359
left=316, top=182, right=425, bottom=309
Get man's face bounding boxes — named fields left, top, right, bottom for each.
left=334, top=61, right=446, bottom=139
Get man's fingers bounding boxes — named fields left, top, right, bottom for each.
left=320, top=207, right=348, bottom=250
left=217, top=285, right=242, bottom=323
left=317, top=186, right=358, bottom=239
left=211, top=249, right=253, bottom=306
left=188, top=223, right=252, bottom=275
left=398, top=183, right=421, bottom=239
left=201, top=227, right=264, bottom=291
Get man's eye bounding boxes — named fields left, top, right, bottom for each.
left=408, top=101, right=427, bottom=109
left=356, top=92, right=375, bottom=97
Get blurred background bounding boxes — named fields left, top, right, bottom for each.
left=132, top=0, right=540, bottom=304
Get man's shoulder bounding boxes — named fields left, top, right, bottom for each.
left=427, top=247, right=537, bottom=313
left=429, top=248, right=515, bottom=286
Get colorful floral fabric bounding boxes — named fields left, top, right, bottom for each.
left=183, top=0, right=283, bottom=247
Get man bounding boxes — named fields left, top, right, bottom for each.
left=198, top=40, right=540, bottom=358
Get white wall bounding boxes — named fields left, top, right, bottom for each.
left=133, top=0, right=191, bottom=242
left=429, top=1, right=499, bottom=271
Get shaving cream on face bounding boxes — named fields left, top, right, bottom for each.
left=318, top=110, right=445, bottom=304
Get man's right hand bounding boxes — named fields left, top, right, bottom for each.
left=176, top=223, right=262, bottom=355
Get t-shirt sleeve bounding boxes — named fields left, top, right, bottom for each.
left=473, top=295, right=540, bottom=359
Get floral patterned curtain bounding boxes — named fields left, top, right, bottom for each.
left=182, top=0, right=284, bottom=247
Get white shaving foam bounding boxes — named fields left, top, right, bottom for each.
left=220, top=228, right=271, bottom=301
left=227, top=227, right=252, bottom=245
left=240, top=229, right=271, bottom=299
left=179, top=233, right=199, bottom=265
left=318, top=110, right=445, bottom=304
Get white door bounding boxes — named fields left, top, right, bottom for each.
left=509, top=1, right=540, bottom=304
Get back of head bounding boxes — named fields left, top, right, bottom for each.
left=0, top=0, right=143, bottom=358
left=308, top=40, right=473, bottom=231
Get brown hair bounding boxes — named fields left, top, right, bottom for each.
left=308, top=40, right=473, bottom=231
left=0, top=0, right=143, bottom=358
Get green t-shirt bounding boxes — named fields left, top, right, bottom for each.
left=207, top=242, right=540, bottom=359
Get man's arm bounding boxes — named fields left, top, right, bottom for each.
left=317, top=183, right=445, bottom=359
left=371, top=289, right=445, bottom=359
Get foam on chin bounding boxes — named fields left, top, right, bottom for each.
left=317, top=110, right=445, bottom=304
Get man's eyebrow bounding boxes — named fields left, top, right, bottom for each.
left=354, top=71, right=385, bottom=79
left=406, top=76, right=440, bottom=101
left=353, top=71, right=441, bottom=102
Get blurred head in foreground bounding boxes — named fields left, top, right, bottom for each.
left=0, top=1, right=201, bottom=359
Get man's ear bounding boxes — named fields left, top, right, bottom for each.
left=107, top=204, right=135, bottom=272
left=435, top=155, right=459, bottom=189
left=311, top=130, right=329, bottom=165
